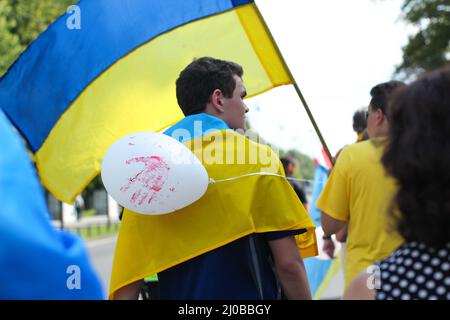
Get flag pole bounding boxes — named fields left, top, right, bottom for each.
left=253, top=4, right=334, bottom=165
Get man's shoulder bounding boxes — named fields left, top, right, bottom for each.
left=330, top=141, right=377, bottom=175
left=216, top=131, right=281, bottom=173
left=343, top=139, right=373, bottom=152
left=340, top=139, right=379, bottom=159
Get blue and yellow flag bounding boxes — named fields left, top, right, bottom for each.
left=110, top=114, right=318, bottom=298
left=0, top=0, right=292, bottom=203
left=309, top=163, right=330, bottom=226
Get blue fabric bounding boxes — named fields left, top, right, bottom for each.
left=0, top=0, right=254, bottom=152
left=163, top=113, right=230, bottom=141
left=232, top=0, right=253, bottom=6
left=309, top=164, right=329, bottom=227
left=304, top=257, right=332, bottom=296
left=303, top=165, right=331, bottom=296
left=0, top=109, right=103, bottom=299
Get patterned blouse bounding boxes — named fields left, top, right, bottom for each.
left=375, top=241, right=450, bottom=300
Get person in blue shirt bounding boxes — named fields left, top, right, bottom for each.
left=0, top=109, right=103, bottom=299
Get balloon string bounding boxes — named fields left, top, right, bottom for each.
left=208, top=173, right=325, bottom=184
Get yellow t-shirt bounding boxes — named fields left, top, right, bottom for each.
left=317, top=139, right=403, bottom=289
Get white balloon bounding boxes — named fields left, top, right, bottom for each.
left=101, top=132, right=209, bottom=215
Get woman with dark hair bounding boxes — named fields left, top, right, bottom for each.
left=345, top=66, right=450, bottom=300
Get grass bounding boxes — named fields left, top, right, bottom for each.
left=80, top=208, right=96, bottom=218
left=68, top=223, right=119, bottom=240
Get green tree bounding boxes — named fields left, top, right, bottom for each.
left=280, top=149, right=315, bottom=181
left=81, top=174, right=105, bottom=200
left=0, top=1, right=21, bottom=74
left=0, top=0, right=73, bottom=77
left=395, top=0, right=450, bottom=77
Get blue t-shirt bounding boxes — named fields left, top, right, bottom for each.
left=158, top=113, right=306, bottom=299
left=158, top=230, right=306, bottom=300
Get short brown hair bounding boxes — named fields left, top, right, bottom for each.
left=176, top=57, right=243, bottom=116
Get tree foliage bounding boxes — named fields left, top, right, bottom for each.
left=0, top=1, right=21, bottom=75
left=280, top=149, right=315, bottom=181
left=0, top=0, right=73, bottom=77
left=395, top=0, right=450, bottom=77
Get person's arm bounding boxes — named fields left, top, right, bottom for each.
left=335, top=223, right=348, bottom=242
left=317, top=148, right=351, bottom=239
left=321, top=212, right=346, bottom=236
left=268, top=236, right=312, bottom=300
left=113, top=280, right=143, bottom=300
left=343, top=271, right=375, bottom=300
left=321, top=213, right=346, bottom=258
left=322, top=237, right=336, bottom=259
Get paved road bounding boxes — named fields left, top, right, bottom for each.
left=86, top=236, right=117, bottom=299
left=83, top=214, right=345, bottom=300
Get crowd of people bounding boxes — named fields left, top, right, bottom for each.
left=1, top=55, right=449, bottom=300
left=319, top=67, right=450, bottom=300
left=111, top=58, right=450, bottom=300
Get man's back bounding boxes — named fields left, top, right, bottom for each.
left=110, top=114, right=317, bottom=299
left=110, top=57, right=317, bottom=300
left=318, top=139, right=403, bottom=287
left=158, top=231, right=304, bottom=299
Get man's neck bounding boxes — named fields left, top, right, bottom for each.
left=203, top=106, right=224, bottom=123
left=371, top=133, right=387, bottom=139
left=370, top=125, right=389, bottom=138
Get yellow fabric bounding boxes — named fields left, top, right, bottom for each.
left=316, top=139, right=403, bottom=289
left=109, top=130, right=317, bottom=299
left=35, top=3, right=293, bottom=203
left=235, top=5, right=291, bottom=85
left=357, top=132, right=363, bottom=142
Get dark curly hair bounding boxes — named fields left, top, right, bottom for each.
left=176, top=57, right=243, bottom=116
left=382, top=66, right=450, bottom=248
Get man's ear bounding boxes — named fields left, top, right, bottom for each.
left=210, top=89, right=224, bottom=113
left=375, top=109, right=385, bottom=125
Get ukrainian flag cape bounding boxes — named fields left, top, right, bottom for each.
left=109, top=114, right=317, bottom=298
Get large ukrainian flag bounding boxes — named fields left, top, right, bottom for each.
left=0, top=0, right=292, bottom=203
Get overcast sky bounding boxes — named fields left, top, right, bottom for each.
left=245, top=0, right=411, bottom=158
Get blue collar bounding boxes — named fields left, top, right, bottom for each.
left=163, top=113, right=230, bottom=143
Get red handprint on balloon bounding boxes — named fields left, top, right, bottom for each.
left=120, top=156, right=170, bottom=206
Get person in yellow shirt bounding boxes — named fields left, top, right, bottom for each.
left=317, top=80, right=405, bottom=290
left=344, top=66, right=450, bottom=300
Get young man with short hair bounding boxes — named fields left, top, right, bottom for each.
left=318, top=81, right=405, bottom=290
left=111, top=57, right=317, bottom=300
